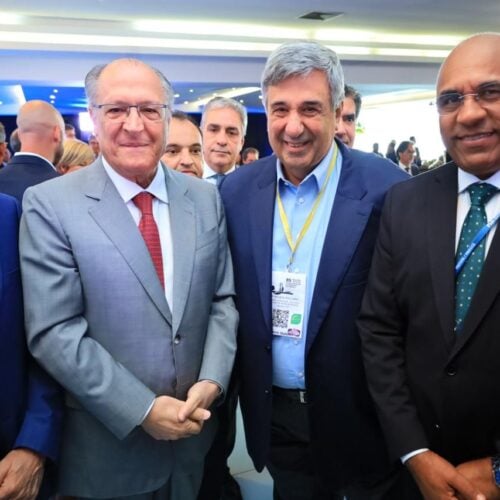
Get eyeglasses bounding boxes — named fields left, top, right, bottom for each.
left=93, top=103, right=168, bottom=122
left=435, top=84, right=500, bottom=115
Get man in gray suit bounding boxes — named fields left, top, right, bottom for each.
left=20, top=58, right=238, bottom=499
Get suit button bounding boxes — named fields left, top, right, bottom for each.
left=264, top=389, right=270, bottom=395
left=446, top=366, right=456, bottom=376
left=265, top=345, right=271, bottom=351
left=435, top=423, right=440, bottom=430
left=173, top=335, right=181, bottom=345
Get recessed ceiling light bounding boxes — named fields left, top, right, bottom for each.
left=174, top=93, right=180, bottom=98
left=299, top=11, right=343, bottom=21
left=189, top=89, right=194, bottom=93
left=53, top=89, right=59, bottom=93
left=184, top=100, right=189, bottom=104
left=49, top=94, right=56, bottom=99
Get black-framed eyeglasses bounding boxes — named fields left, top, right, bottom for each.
left=435, top=83, right=500, bottom=115
left=93, top=103, right=169, bottom=122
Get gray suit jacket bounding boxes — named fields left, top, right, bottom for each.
left=19, top=160, right=238, bottom=497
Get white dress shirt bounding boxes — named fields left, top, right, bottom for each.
left=102, top=158, right=174, bottom=310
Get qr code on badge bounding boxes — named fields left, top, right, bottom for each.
left=272, top=308, right=289, bottom=328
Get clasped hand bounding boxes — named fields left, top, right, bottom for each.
left=142, top=380, right=220, bottom=441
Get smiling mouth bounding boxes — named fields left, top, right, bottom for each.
left=284, top=140, right=309, bottom=149
left=457, top=132, right=494, bottom=142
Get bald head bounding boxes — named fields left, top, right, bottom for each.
left=436, top=32, right=500, bottom=178
left=17, top=100, right=65, bottom=164
left=17, top=100, right=64, bottom=134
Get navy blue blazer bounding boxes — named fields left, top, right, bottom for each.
left=0, top=154, right=59, bottom=204
left=220, top=141, right=408, bottom=491
left=0, top=193, right=62, bottom=468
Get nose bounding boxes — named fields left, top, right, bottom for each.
left=215, top=130, right=228, bottom=145
left=122, top=106, right=145, bottom=132
left=284, top=112, right=304, bottom=138
left=456, top=94, right=487, bottom=125
left=335, top=121, right=346, bottom=139
left=179, top=148, right=193, bottom=166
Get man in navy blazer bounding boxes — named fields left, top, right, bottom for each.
left=0, top=193, right=62, bottom=499
left=0, top=100, right=63, bottom=203
left=220, top=41, right=409, bottom=499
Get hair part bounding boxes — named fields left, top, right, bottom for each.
left=201, top=97, right=248, bottom=135
left=261, top=41, right=345, bottom=112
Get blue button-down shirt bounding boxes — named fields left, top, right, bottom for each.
left=272, top=141, right=343, bottom=389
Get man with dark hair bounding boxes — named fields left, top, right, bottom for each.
left=396, top=140, right=419, bottom=176
left=65, top=122, right=77, bottom=139
left=162, top=110, right=203, bottom=178
left=335, top=84, right=362, bottom=147
left=241, top=147, right=259, bottom=164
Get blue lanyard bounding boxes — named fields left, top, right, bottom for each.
left=455, top=212, right=500, bottom=276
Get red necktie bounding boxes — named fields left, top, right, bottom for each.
left=133, top=192, right=164, bottom=288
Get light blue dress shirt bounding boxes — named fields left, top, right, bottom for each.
left=272, top=141, right=343, bottom=389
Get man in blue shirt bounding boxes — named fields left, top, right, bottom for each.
left=220, top=41, right=408, bottom=499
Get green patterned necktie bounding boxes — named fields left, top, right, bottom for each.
left=455, top=182, right=498, bottom=332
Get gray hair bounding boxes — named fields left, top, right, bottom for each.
left=261, top=41, right=345, bottom=111
left=85, top=58, right=174, bottom=112
left=0, top=122, right=5, bottom=143
left=201, top=97, right=248, bottom=136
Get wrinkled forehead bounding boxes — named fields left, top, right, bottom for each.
left=97, top=60, right=166, bottom=102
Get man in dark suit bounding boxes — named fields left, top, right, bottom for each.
left=359, top=33, right=500, bottom=500
left=0, top=193, right=62, bottom=499
left=0, top=100, right=63, bottom=203
left=221, top=41, right=408, bottom=499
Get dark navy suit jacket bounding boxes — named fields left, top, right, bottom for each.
left=0, top=154, right=59, bottom=204
left=220, top=141, right=408, bottom=491
left=0, top=193, right=62, bottom=492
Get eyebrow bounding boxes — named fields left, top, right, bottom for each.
left=439, top=80, right=500, bottom=95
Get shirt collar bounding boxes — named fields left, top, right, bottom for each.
left=203, top=162, right=236, bottom=179
left=102, top=156, right=168, bottom=204
left=457, top=167, right=500, bottom=194
left=276, top=140, right=336, bottom=191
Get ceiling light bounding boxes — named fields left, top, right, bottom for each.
left=0, top=12, right=23, bottom=25
left=132, top=19, right=306, bottom=40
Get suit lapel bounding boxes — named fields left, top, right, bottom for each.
left=426, top=163, right=458, bottom=348
left=85, top=162, right=172, bottom=325
left=305, top=149, right=371, bottom=352
left=166, top=169, right=196, bottom=335
left=249, top=159, right=276, bottom=333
